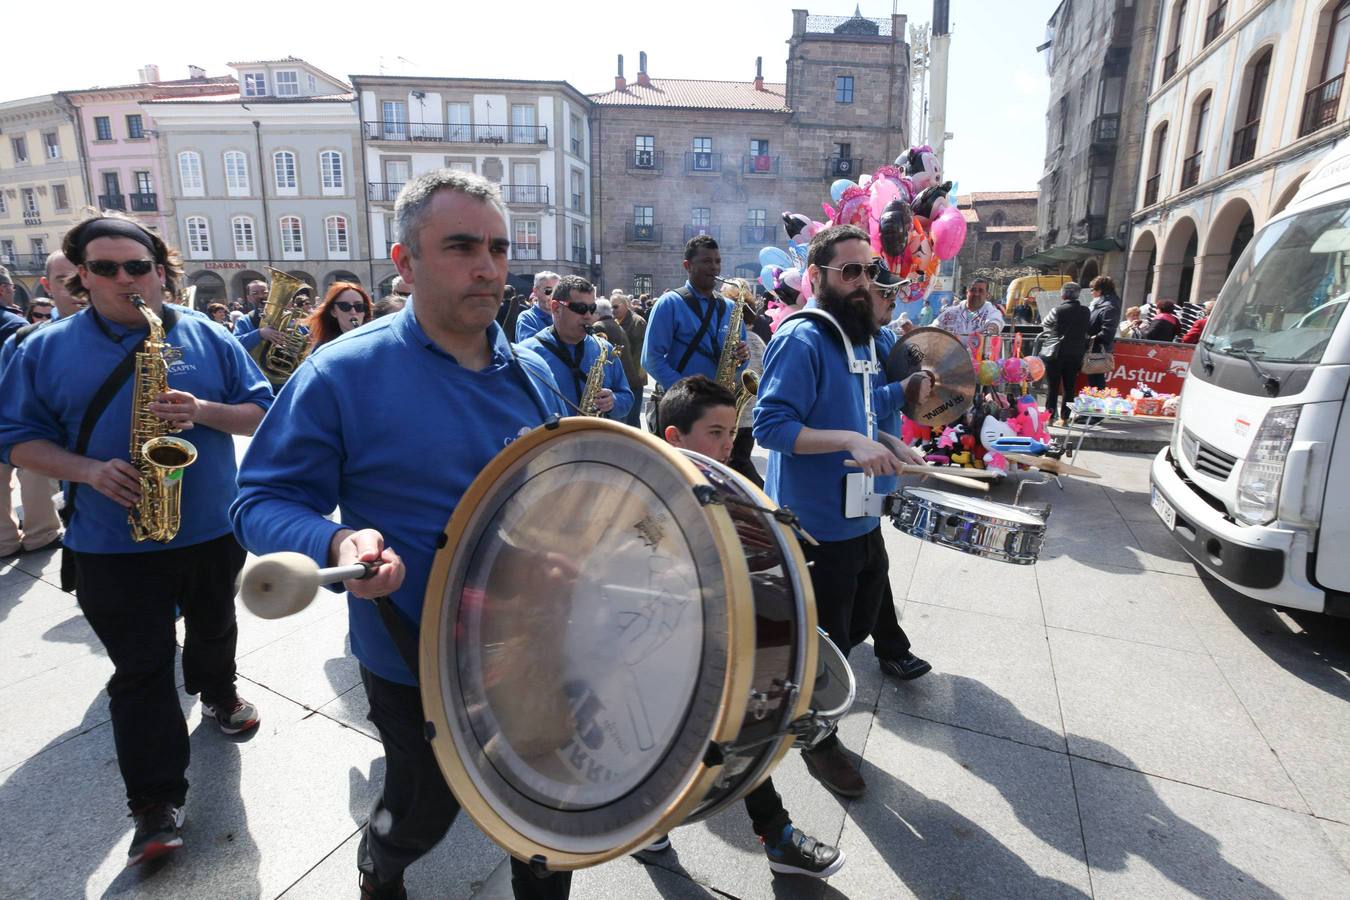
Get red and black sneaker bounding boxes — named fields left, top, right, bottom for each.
left=202, top=696, right=260, bottom=735
left=127, top=802, right=184, bottom=867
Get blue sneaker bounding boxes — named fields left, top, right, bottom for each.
left=763, top=826, right=844, bottom=878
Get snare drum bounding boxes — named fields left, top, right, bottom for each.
left=420, top=418, right=820, bottom=870
left=890, top=487, right=1047, bottom=565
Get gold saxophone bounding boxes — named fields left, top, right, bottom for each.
left=129, top=296, right=198, bottom=543
left=717, top=278, right=761, bottom=420
left=250, top=267, right=310, bottom=385
left=579, top=338, right=621, bottom=417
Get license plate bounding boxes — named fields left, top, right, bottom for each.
left=1151, top=487, right=1176, bottom=531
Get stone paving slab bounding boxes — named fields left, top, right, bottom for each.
left=0, top=564, right=79, bottom=626
left=904, top=540, right=1045, bottom=625
left=1035, top=556, right=1207, bottom=653
left=0, top=603, right=101, bottom=689
left=236, top=609, right=362, bottom=712
left=1322, top=818, right=1350, bottom=874
left=1074, top=755, right=1350, bottom=899
left=0, top=649, right=113, bottom=771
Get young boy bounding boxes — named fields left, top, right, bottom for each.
left=655, top=374, right=845, bottom=878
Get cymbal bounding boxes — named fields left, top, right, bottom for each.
left=1003, top=452, right=1101, bottom=478
left=890, top=327, right=976, bottom=428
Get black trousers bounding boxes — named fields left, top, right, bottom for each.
left=73, top=532, right=246, bottom=811
left=1043, top=353, right=1084, bottom=420
left=358, top=667, right=572, bottom=899
left=869, top=582, right=912, bottom=660
left=742, top=777, right=790, bottom=840
left=728, top=427, right=764, bottom=489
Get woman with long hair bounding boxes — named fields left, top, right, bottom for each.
left=306, top=282, right=372, bottom=348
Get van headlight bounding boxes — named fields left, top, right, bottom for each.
left=1235, top=406, right=1301, bottom=525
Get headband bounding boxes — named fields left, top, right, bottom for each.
left=71, top=218, right=159, bottom=259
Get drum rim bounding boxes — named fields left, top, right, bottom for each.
left=900, top=486, right=1048, bottom=528
left=810, top=629, right=855, bottom=720
left=419, top=418, right=758, bottom=870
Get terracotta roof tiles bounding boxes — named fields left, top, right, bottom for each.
left=590, top=78, right=790, bottom=112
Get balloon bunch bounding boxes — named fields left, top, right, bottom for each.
left=755, top=145, right=967, bottom=328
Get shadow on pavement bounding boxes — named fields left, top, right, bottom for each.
left=1207, top=584, right=1350, bottom=701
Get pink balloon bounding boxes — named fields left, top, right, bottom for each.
left=869, top=216, right=883, bottom=256
left=931, top=206, right=968, bottom=260
left=868, top=179, right=901, bottom=224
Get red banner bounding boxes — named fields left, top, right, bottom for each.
left=1075, top=339, right=1194, bottom=395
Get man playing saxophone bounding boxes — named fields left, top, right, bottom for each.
left=520, top=274, right=632, bottom=419
left=0, top=214, right=274, bottom=867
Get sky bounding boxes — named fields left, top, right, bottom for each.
left=1, top=0, right=1057, bottom=193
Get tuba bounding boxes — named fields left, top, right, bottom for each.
left=250, top=267, right=311, bottom=385
left=129, top=296, right=198, bottom=542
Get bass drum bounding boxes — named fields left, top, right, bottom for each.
left=420, top=418, right=819, bottom=871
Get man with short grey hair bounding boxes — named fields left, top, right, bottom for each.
left=514, top=269, right=560, bottom=342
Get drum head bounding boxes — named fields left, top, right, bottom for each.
left=420, top=419, right=757, bottom=869
left=810, top=629, right=855, bottom=720
left=903, top=487, right=1046, bottom=526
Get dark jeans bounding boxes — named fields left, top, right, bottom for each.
left=728, top=427, right=764, bottom=488
left=358, top=667, right=572, bottom=899
left=1044, top=353, right=1084, bottom=420
left=743, top=777, right=791, bottom=840
left=869, top=583, right=913, bottom=660
left=73, top=532, right=246, bottom=811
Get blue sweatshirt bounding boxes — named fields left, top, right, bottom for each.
left=514, top=303, right=553, bottom=343
left=640, top=282, right=747, bottom=390
left=753, top=317, right=904, bottom=542
left=0, top=305, right=273, bottom=553
left=233, top=312, right=262, bottom=351
left=231, top=302, right=566, bottom=686
left=521, top=328, right=633, bottom=419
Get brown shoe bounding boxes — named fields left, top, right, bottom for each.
left=359, top=872, right=407, bottom=900
left=802, top=742, right=865, bottom=797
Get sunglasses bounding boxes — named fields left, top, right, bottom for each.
left=564, top=300, right=597, bottom=315
left=541, top=287, right=555, bottom=295
left=817, top=261, right=885, bottom=283
left=334, top=300, right=367, bottom=313
left=85, top=259, right=155, bottom=278
left=30, top=310, right=52, bottom=320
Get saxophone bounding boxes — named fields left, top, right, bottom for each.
left=713, top=284, right=746, bottom=393
left=129, top=296, right=198, bottom=543
left=250, top=267, right=310, bottom=385
left=579, top=338, right=621, bottom=416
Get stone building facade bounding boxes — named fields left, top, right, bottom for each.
left=1127, top=0, right=1350, bottom=307
left=589, top=9, right=910, bottom=296
left=954, top=191, right=1040, bottom=281
left=1029, top=0, right=1162, bottom=288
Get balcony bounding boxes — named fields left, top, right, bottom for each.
left=512, top=246, right=541, bottom=261
left=827, top=157, right=863, bottom=178
left=1230, top=120, right=1259, bottom=168
left=685, top=151, right=722, bottom=174
left=682, top=224, right=721, bottom=243
left=129, top=192, right=158, bottom=212
left=1162, top=47, right=1180, bottom=82
left=368, top=182, right=405, bottom=203
left=741, top=224, right=778, bottom=245
left=1092, top=114, right=1120, bottom=143
left=1180, top=152, right=1202, bottom=190
left=363, top=121, right=549, bottom=146
left=626, top=223, right=663, bottom=243
left=500, top=184, right=550, bottom=205
left=1203, top=3, right=1226, bottom=46
left=1144, top=172, right=1161, bottom=206
left=570, top=247, right=589, bottom=265
left=626, top=149, right=664, bottom=173
left=1299, top=74, right=1344, bottom=138
left=744, top=154, right=780, bottom=175
left=0, top=253, right=46, bottom=274
left=99, top=193, right=127, bottom=211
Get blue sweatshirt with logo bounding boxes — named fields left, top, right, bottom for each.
left=231, top=302, right=566, bottom=686
left=521, top=328, right=633, bottom=419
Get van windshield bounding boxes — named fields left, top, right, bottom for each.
left=1204, top=198, right=1350, bottom=364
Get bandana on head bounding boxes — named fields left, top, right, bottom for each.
left=70, top=218, right=159, bottom=261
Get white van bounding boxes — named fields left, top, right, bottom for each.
left=1149, top=140, right=1350, bottom=617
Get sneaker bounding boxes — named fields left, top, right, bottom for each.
left=127, top=802, right=184, bottom=867
left=878, top=652, right=932, bottom=681
left=802, top=742, right=865, bottom=798
left=763, top=826, right=845, bottom=878
left=359, top=872, right=407, bottom=900
left=637, top=833, right=671, bottom=853
left=202, top=696, right=260, bottom=735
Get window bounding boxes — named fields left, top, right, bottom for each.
left=514, top=219, right=540, bottom=259
left=1145, top=123, right=1167, bottom=204
left=990, top=241, right=1003, bottom=262
left=381, top=101, right=407, bottom=139
left=273, top=150, right=298, bottom=194
left=325, top=215, right=350, bottom=256
left=1088, top=161, right=1112, bottom=217
left=750, top=138, right=769, bottom=156
left=835, top=75, right=855, bottom=103
left=634, top=274, right=653, bottom=295
left=447, top=160, right=474, bottom=173
left=447, top=102, right=471, bottom=141
left=22, top=188, right=38, bottom=216
left=748, top=209, right=766, bottom=227
left=989, top=211, right=1007, bottom=227
left=43, top=132, right=60, bottom=158
left=224, top=151, right=249, bottom=195
left=635, top=134, right=655, bottom=167
left=1164, top=1, right=1187, bottom=81
left=94, top=116, right=112, bottom=141
left=11, top=136, right=28, bottom=163
left=511, top=104, right=538, bottom=143
left=692, top=136, right=713, bottom=171
left=1231, top=48, right=1271, bottom=168
left=178, top=151, right=203, bottom=195
left=1057, top=95, right=1069, bottom=148
left=279, top=215, right=304, bottom=258
left=570, top=112, right=583, bottom=155
left=126, top=114, right=144, bottom=139
left=570, top=169, right=584, bottom=211
left=0, top=193, right=6, bottom=215
left=320, top=150, right=344, bottom=193
left=1303, top=1, right=1350, bottom=136
left=185, top=216, right=211, bottom=257
left=0, top=240, right=13, bottom=262
left=1204, top=0, right=1228, bottom=46
left=275, top=71, right=299, bottom=96
left=243, top=73, right=267, bottom=97
left=1183, top=91, right=1211, bottom=188
left=102, top=172, right=121, bottom=203
left=691, top=207, right=711, bottom=227
left=31, top=237, right=46, bottom=258
left=135, top=171, right=153, bottom=195
left=232, top=216, right=257, bottom=257
left=307, top=74, right=317, bottom=93
left=1013, top=243, right=1024, bottom=262
left=634, top=205, right=654, bottom=226
left=572, top=223, right=586, bottom=262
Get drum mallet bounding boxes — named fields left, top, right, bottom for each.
left=238, top=552, right=377, bottom=619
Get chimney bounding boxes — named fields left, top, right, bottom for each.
left=138, top=64, right=161, bottom=84
left=637, top=51, right=651, bottom=87
left=615, top=54, right=626, bottom=91
left=187, top=64, right=205, bottom=80
left=754, top=56, right=764, bottom=91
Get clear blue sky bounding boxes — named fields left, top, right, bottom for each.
left=2, top=1, right=1058, bottom=192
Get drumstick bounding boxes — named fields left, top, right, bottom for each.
left=845, top=460, right=990, bottom=492
left=239, top=552, right=378, bottom=619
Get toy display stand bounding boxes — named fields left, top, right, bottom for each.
left=1060, top=410, right=1176, bottom=458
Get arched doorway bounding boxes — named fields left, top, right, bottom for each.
left=326, top=269, right=360, bottom=288
left=1271, top=173, right=1308, bottom=217
left=11, top=282, right=32, bottom=308
left=1078, top=258, right=1100, bottom=286
left=377, top=274, right=398, bottom=298
left=1158, top=217, right=1199, bottom=306
left=1126, top=230, right=1158, bottom=306
left=1198, top=198, right=1255, bottom=300
left=286, top=270, right=317, bottom=290
left=187, top=271, right=227, bottom=307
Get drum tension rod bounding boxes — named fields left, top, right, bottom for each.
left=690, top=486, right=819, bottom=545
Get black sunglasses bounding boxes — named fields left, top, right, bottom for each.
left=564, top=300, right=597, bottom=315
left=334, top=300, right=367, bottom=313
left=86, top=259, right=155, bottom=278
left=30, top=310, right=52, bottom=320
left=817, top=261, right=885, bottom=283
left=541, top=287, right=555, bottom=295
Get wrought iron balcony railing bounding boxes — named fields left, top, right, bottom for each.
left=1230, top=120, right=1259, bottom=168
left=1299, top=74, right=1344, bottom=138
